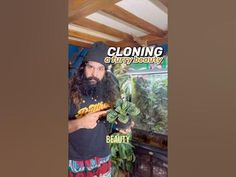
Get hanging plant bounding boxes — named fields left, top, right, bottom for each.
left=109, top=133, right=136, bottom=177
left=107, top=99, right=140, bottom=177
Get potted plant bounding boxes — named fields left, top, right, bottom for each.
left=107, top=99, right=140, bottom=130
left=107, top=99, right=140, bottom=177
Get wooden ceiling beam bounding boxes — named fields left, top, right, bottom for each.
left=73, top=18, right=133, bottom=41
left=113, top=35, right=167, bottom=47
left=149, top=0, right=168, bottom=14
left=68, top=29, right=118, bottom=46
left=69, top=32, right=167, bottom=48
left=69, top=36, right=167, bottom=48
left=69, top=0, right=87, bottom=13
left=68, top=39, right=92, bottom=48
left=142, top=36, right=168, bottom=46
left=69, top=0, right=121, bottom=22
left=102, top=5, right=166, bottom=37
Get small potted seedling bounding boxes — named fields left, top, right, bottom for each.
left=107, top=99, right=140, bottom=130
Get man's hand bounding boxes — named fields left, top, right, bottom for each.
left=79, top=111, right=107, bottom=129
left=68, top=111, right=107, bottom=133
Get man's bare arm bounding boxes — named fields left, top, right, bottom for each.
left=68, top=119, right=82, bottom=133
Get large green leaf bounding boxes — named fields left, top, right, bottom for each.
left=128, top=106, right=140, bottom=116
left=125, top=161, right=133, bottom=172
left=118, top=143, right=127, bottom=159
left=107, top=110, right=118, bottom=123
left=118, top=114, right=129, bottom=124
left=115, top=99, right=123, bottom=107
left=111, top=145, right=118, bottom=157
left=115, top=105, right=122, bottom=113
left=121, top=101, right=129, bottom=111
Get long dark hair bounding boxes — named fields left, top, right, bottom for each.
left=69, top=61, right=120, bottom=109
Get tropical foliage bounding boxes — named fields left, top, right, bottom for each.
left=109, top=133, right=135, bottom=177
left=133, top=76, right=168, bottom=133
left=107, top=98, right=140, bottom=177
left=112, top=63, right=168, bottom=134
left=107, top=99, right=140, bottom=124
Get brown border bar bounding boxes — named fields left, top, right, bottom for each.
left=169, top=0, right=236, bottom=177
left=0, top=0, right=68, bottom=177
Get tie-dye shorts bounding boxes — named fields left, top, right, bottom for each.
left=68, top=155, right=111, bottom=177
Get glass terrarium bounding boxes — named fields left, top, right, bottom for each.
left=112, top=56, right=168, bottom=135
left=121, top=56, right=168, bottom=135
left=131, top=71, right=168, bottom=135
left=112, top=56, right=168, bottom=177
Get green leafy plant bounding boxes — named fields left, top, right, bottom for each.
left=107, top=99, right=140, bottom=124
left=133, top=76, right=168, bottom=134
left=107, top=99, right=140, bottom=177
left=112, top=64, right=131, bottom=101
left=151, top=79, right=168, bottom=133
left=109, top=133, right=135, bottom=177
left=112, top=63, right=168, bottom=134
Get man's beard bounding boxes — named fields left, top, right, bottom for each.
left=80, top=75, right=104, bottom=98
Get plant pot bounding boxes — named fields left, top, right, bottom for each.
left=116, top=117, right=132, bottom=130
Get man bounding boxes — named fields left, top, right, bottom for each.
left=68, top=42, right=120, bottom=177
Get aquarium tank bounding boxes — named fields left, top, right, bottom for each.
left=112, top=56, right=168, bottom=135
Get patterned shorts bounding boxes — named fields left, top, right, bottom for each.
left=68, top=155, right=111, bottom=177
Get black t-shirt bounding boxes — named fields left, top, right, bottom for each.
left=68, top=94, right=111, bottom=160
